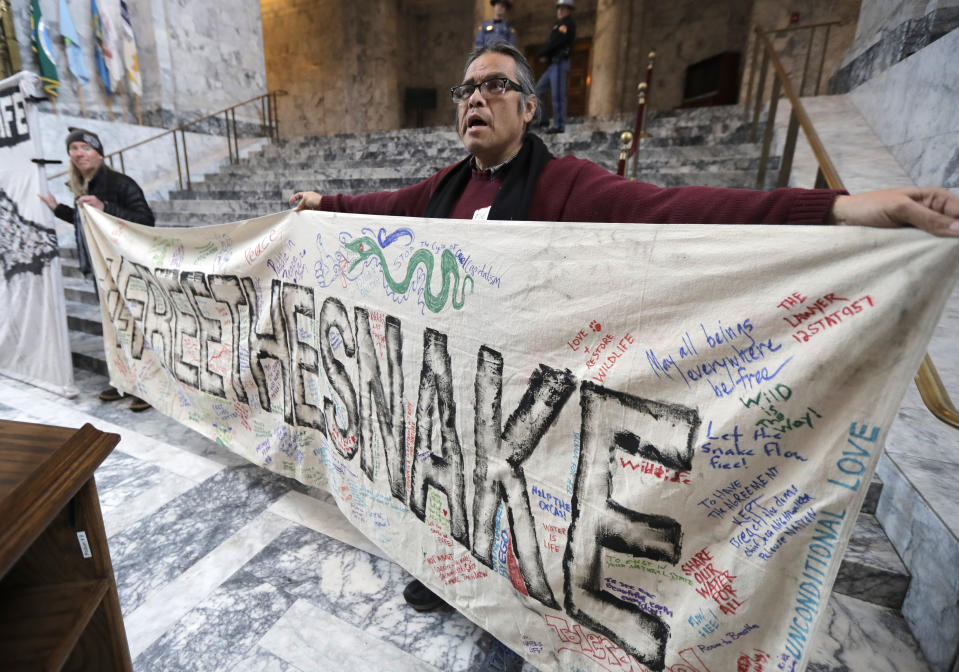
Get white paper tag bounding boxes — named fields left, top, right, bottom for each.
left=472, top=206, right=491, bottom=220
left=76, top=531, right=92, bottom=558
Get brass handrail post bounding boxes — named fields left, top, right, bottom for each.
left=267, top=93, right=274, bottom=140
left=814, top=25, right=832, bottom=95
left=272, top=92, right=280, bottom=141
left=623, top=50, right=654, bottom=174
left=630, top=82, right=647, bottom=181
left=173, top=133, right=183, bottom=191
left=231, top=108, right=239, bottom=162
left=617, top=132, right=632, bottom=177
left=757, top=29, right=842, bottom=188
left=798, top=26, right=816, bottom=96
left=750, top=45, right=769, bottom=142
left=756, top=76, right=781, bottom=188
left=744, top=32, right=760, bottom=112
left=777, top=110, right=800, bottom=188
left=642, top=49, right=655, bottom=137
left=225, top=111, right=233, bottom=163
left=181, top=129, right=191, bottom=190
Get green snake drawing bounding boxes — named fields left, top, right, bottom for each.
left=345, top=236, right=474, bottom=312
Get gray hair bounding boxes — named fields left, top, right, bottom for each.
left=463, top=42, right=539, bottom=122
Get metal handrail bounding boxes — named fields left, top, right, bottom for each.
left=768, top=19, right=841, bottom=34
left=50, top=90, right=287, bottom=191
left=748, top=25, right=959, bottom=429
left=618, top=50, right=655, bottom=179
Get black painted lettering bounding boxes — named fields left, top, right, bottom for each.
left=180, top=271, right=226, bottom=398
left=130, top=261, right=173, bottom=368
left=564, top=382, right=700, bottom=671
left=154, top=268, right=199, bottom=388
left=207, top=275, right=250, bottom=403
left=244, top=278, right=292, bottom=422
left=319, top=297, right=359, bottom=457
left=283, top=283, right=326, bottom=433
left=409, top=328, right=469, bottom=545
left=472, top=346, right=574, bottom=609
left=355, top=307, right=406, bottom=500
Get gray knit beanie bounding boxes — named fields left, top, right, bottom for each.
left=65, top=127, right=104, bottom=156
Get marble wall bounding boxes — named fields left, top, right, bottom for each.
left=11, top=0, right=267, bottom=128
left=261, top=0, right=409, bottom=137
left=847, top=26, right=959, bottom=193
left=830, top=0, right=959, bottom=92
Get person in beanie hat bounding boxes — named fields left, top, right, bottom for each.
left=39, top=127, right=156, bottom=412
left=535, top=0, right=576, bottom=133
left=475, top=0, right=517, bottom=49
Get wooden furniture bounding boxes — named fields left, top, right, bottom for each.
left=0, top=420, right=132, bottom=672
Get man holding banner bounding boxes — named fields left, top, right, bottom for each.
left=291, top=43, right=958, bottom=237
left=289, top=40, right=958, bottom=634
left=80, top=34, right=959, bottom=664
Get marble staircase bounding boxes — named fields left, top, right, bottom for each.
left=57, top=103, right=938, bottom=669
left=145, top=105, right=776, bottom=227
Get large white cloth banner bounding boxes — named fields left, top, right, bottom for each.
left=0, top=72, right=76, bottom=397
left=83, top=206, right=958, bottom=672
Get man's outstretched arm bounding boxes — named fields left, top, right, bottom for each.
left=830, top=187, right=959, bottom=237
left=290, top=191, right=322, bottom=211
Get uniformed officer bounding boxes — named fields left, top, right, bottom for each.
left=475, top=0, right=517, bottom=49
left=535, top=0, right=576, bottom=133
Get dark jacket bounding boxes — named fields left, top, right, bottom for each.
left=54, top=164, right=155, bottom=227
left=539, top=15, right=576, bottom=62
left=55, top=164, right=155, bottom=277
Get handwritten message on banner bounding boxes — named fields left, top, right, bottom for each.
left=82, top=207, right=959, bottom=672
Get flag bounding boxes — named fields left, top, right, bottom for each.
left=59, top=0, right=90, bottom=85
left=91, top=0, right=122, bottom=94
left=119, top=0, right=141, bottom=96
left=30, top=0, right=59, bottom=98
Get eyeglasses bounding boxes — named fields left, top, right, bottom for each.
left=450, top=77, right=523, bottom=104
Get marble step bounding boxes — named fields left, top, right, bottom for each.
left=169, top=176, right=428, bottom=201
left=201, top=144, right=750, bottom=178
left=69, top=329, right=108, bottom=376
left=833, top=513, right=910, bottom=609
left=808, top=592, right=932, bottom=671
left=648, top=104, right=753, bottom=124
left=272, top=118, right=631, bottom=150
left=66, top=299, right=103, bottom=336
left=64, top=275, right=99, bottom=306
left=182, top=148, right=769, bottom=192
left=60, top=254, right=84, bottom=279
left=265, top=124, right=757, bottom=163
left=254, top=138, right=624, bottom=166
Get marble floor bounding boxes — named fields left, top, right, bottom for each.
left=0, top=369, right=934, bottom=672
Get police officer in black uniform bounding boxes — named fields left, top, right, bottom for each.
left=475, top=0, right=517, bottom=49
left=535, top=0, right=576, bottom=133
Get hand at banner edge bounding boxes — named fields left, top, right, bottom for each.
left=830, top=187, right=959, bottom=237
left=77, top=194, right=105, bottom=211
left=290, top=191, right=323, bottom=212
left=38, top=193, right=57, bottom=211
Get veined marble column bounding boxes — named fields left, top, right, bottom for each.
left=588, top=0, right=642, bottom=116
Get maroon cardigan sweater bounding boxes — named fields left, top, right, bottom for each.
left=320, top=154, right=840, bottom=225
